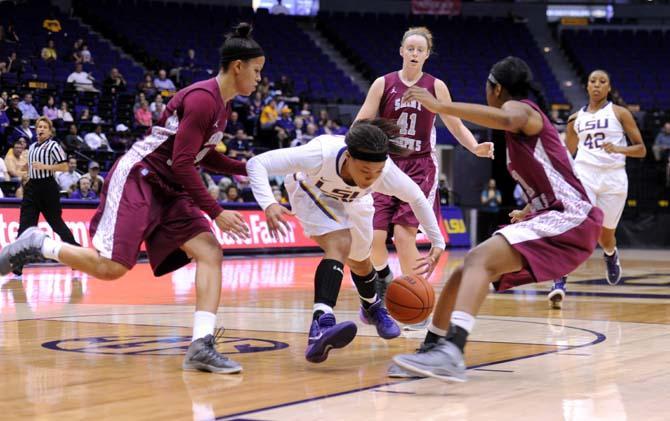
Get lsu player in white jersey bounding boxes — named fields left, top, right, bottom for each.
left=548, top=69, right=646, bottom=308
left=247, top=119, right=445, bottom=363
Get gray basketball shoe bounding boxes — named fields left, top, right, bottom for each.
left=183, top=329, right=242, bottom=374
left=0, top=227, right=46, bottom=276
left=393, top=338, right=467, bottom=382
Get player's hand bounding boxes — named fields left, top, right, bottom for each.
left=264, top=203, right=294, bottom=239
left=602, top=142, right=621, bottom=154
left=402, top=86, right=442, bottom=113
left=509, top=208, right=529, bottom=224
left=413, top=247, right=443, bottom=279
left=475, top=142, right=495, bottom=159
left=215, top=210, right=249, bottom=240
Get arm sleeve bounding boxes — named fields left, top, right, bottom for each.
left=200, top=149, right=247, bottom=176
left=170, top=91, right=223, bottom=219
left=376, top=164, right=446, bottom=250
left=247, top=140, right=324, bottom=210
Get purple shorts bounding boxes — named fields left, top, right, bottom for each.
left=89, top=157, right=212, bottom=276
left=372, top=154, right=440, bottom=231
left=493, top=206, right=603, bottom=291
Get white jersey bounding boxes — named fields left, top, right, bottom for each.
left=574, top=102, right=626, bottom=169
left=247, top=135, right=445, bottom=250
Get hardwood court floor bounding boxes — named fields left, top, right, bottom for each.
left=0, top=249, right=669, bottom=420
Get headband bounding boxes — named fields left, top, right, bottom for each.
left=347, top=147, right=388, bottom=162
left=220, top=46, right=265, bottom=62
left=488, top=73, right=499, bottom=85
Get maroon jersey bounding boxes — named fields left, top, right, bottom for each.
left=505, top=100, right=591, bottom=213
left=379, top=71, right=437, bottom=158
left=129, top=77, right=245, bottom=218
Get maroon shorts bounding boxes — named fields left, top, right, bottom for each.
left=493, top=205, right=603, bottom=291
left=372, top=154, right=440, bottom=231
left=89, top=157, right=212, bottom=276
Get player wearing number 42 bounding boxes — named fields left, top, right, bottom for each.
left=547, top=69, right=645, bottom=308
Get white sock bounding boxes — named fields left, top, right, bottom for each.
left=41, top=237, right=63, bottom=261
left=427, top=322, right=448, bottom=337
left=450, top=311, right=476, bottom=334
left=313, top=303, right=333, bottom=316
left=373, top=263, right=387, bottom=271
left=192, top=311, right=216, bottom=342
left=604, top=247, right=617, bottom=256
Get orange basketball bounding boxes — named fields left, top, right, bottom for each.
left=385, top=274, right=435, bottom=324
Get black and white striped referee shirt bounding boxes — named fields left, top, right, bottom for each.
left=28, top=138, right=67, bottom=179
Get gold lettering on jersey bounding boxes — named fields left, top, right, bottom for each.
left=314, top=178, right=361, bottom=202
left=394, top=98, right=423, bottom=111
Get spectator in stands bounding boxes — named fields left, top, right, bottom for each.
left=58, top=101, right=74, bottom=123
left=317, top=109, right=329, bottom=128
left=275, top=74, right=295, bottom=97
left=208, top=185, right=221, bottom=201
left=80, top=43, right=93, bottom=64
left=153, top=69, right=176, bottom=93
left=247, top=91, right=264, bottom=131
left=103, top=67, right=127, bottom=95
left=270, top=0, right=290, bottom=15
left=62, top=123, right=85, bottom=152
left=42, top=96, right=58, bottom=120
left=67, top=63, right=98, bottom=92
left=70, top=38, right=83, bottom=63
left=228, top=129, right=253, bottom=160
left=110, top=123, right=133, bottom=151
left=78, top=107, right=91, bottom=123
left=6, top=51, right=24, bottom=76
left=134, top=100, right=152, bottom=128
left=225, top=185, right=244, bottom=203
left=133, top=92, right=147, bottom=112
left=318, top=119, right=347, bottom=136
left=653, top=122, right=670, bottom=161
left=11, top=117, right=35, bottom=144
left=183, top=48, right=198, bottom=70
left=5, top=138, right=28, bottom=179
left=513, top=183, right=526, bottom=207
left=300, top=102, right=314, bottom=125
left=290, top=122, right=317, bottom=147
left=276, top=107, right=295, bottom=134
left=69, top=177, right=97, bottom=200
left=275, top=126, right=290, bottom=148
left=57, top=156, right=81, bottom=191
left=0, top=62, right=7, bottom=78
left=293, top=116, right=304, bottom=140
left=258, top=76, right=271, bottom=97
left=80, top=161, right=104, bottom=194
left=149, top=94, right=165, bottom=122
left=260, top=98, right=278, bottom=130
left=40, top=39, right=58, bottom=62
left=18, top=93, right=39, bottom=121
left=0, top=98, right=9, bottom=140
left=224, top=111, right=244, bottom=139
left=4, top=24, right=19, bottom=44
left=138, top=73, right=157, bottom=98
left=481, top=178, right=502, bottom=212
left=84, top=125, right=112, bottom=151
left=6, top=94, right=22, bottom=127
left=0, top=154, right=8, bottom=181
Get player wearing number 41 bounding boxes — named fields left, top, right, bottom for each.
left=355, top=27, right=494, bottom=305
left=246, top=119, right=446, bottom=363
left=390, top=56, right=603, bottom=382
left=547, top=69, right=645, bottom=309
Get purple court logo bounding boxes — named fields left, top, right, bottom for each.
left=42, top=335, right=289, bottom=356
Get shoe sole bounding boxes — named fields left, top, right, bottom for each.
left=548, top=290, right=565, bottom=310
left=392, top=356, right=466, bottom=383
left=402, top=318, right=431, bottom=331
left=305, top=322, right=357, bottom=363
left=182, top=361, right=243, bottom=374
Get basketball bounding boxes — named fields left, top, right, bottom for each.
left=385, top=275, right=435, bottom=324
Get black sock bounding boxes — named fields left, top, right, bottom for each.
left=446, top=325, right=469, bottom=353
left=424, top=330, right=442, bottom=345
left=351, top=269, right=378, bottom=309
left=377, top=265, right=392, bottom=279
left=313, top=259, right=344, bottom=319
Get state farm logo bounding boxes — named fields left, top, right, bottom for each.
left=42, top=335, right=289, bottom=356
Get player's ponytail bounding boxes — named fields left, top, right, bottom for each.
left=219, top=22, right=265, bottom=71
left=489, top=56, right=552, bottom=119
left=346, top=118, right=411, bottom=161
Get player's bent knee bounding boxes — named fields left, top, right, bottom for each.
left=97, top=261, right=128, bottom=280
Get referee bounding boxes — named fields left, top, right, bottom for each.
left=16, top=117, right=78, bottom=273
